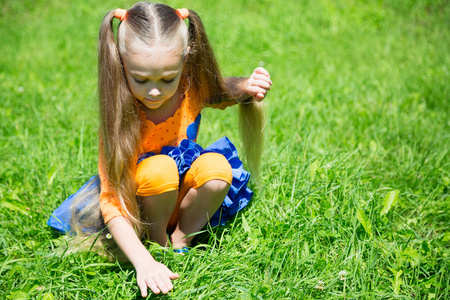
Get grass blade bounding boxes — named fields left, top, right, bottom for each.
left=380, top=190, right=400, bottom=216
left=357, top=209, right=373, bottom=238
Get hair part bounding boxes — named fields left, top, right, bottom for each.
left=117, top=3, right=188, bottom=56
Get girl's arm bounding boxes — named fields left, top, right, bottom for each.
left=107, top=217, right=179, bottom=297
left=224, top=67, right=272, bottom=103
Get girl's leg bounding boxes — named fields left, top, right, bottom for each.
left=139, top=191, right=178, bottom=246
left=170, top=180, right=230, bottom=248
left=169, top=153, right=232, bottom=248
left=136, top=155, right=179, bottom=247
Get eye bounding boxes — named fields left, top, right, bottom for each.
left=162, top=78, right=176, bottom=84
left=133, top=78, right=147, bottom=84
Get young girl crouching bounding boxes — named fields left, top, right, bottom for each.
left=48, top=1, right=272, bottom=296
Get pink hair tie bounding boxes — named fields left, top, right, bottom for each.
left=115, top=9, right=127, bottom=21
left=176, top=8, right=189, bottom=20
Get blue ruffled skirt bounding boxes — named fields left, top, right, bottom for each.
left=47, top=137, right=252, bottom=233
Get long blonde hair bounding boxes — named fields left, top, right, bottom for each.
left=69, top=1, right=265, bottom=251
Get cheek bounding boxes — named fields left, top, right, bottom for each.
left=165, top=84, right=179, bottom=96
left=125, top=75, right=136, bottom=93
left=126, top=77, right=144, bottom=99
left=169, top=77, right=183, bottom=94
left=129, top=82, right=142, bottom=96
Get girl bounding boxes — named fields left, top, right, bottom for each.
left=48, top=1, right=271, bottom=296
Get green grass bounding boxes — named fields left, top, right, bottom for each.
left=1, top=0, right=449, bottom=298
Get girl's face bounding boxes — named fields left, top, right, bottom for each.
left=122, top=44, right=185, bottom=110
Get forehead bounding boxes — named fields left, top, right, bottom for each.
left=122, top=43, right=185, bottom=75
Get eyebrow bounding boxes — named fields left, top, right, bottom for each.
left=130, top=70, right=180, bottom=78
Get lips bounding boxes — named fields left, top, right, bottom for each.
left=144, top=98, right=163, bottom=103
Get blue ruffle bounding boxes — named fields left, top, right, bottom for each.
left=186, top=114, right=201, bottom=140
left=48, top=137, right=252, bottom=232
left=138, top=137, right=253, bottom=227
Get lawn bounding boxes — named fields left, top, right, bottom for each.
left=0, top=0, right=449, bottom=299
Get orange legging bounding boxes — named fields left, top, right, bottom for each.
left=135, top=152, right=232, bottom=229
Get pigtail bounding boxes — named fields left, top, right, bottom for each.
left=69, top=10, right=145, bottom=248
left=97, top=10, right=144, bottom=237
left=185, top=10, right=226, bottom=103
left=239, top=101, right=265, bottom=181
left=185, top=9, right=264, bottom=180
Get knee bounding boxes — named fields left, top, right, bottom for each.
left=136, top=155, right=179, bottom=196
left=200, top=179, right=230, bottom=195
left=189, top=153, right=233, bottom=188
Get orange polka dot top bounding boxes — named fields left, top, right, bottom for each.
left=139, top=93, right=202, bottom=154
left=98, top=93, right=237, bottom=224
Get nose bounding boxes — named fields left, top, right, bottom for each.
left=148, top=88, right=161, bottom=98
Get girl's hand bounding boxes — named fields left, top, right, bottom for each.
left=106, top=217, right=179, bottom=297
left=245, top=67, right=272, bottom=101
left=135, top=256, right=179, bottom=297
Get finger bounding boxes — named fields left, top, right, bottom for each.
left=137, top=279, right=149, bottom=297
left=250, top=74, right=273, bottom=86
left=249, top=79, right=272, bottom=90
left=254, top=67, right=270, bottom=77
left=250, top=72, right=270, bottom=79
left=166, top=269, right=180, bottom=280
left=153, top=276, right=170, bottom=294
left=255, top=93, right=265, bottom=101
left=247, top=86, right=268, bottom=97
left=146, top=278, right=161, bottom=294
left=159, top=273, right=174, bottom=292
